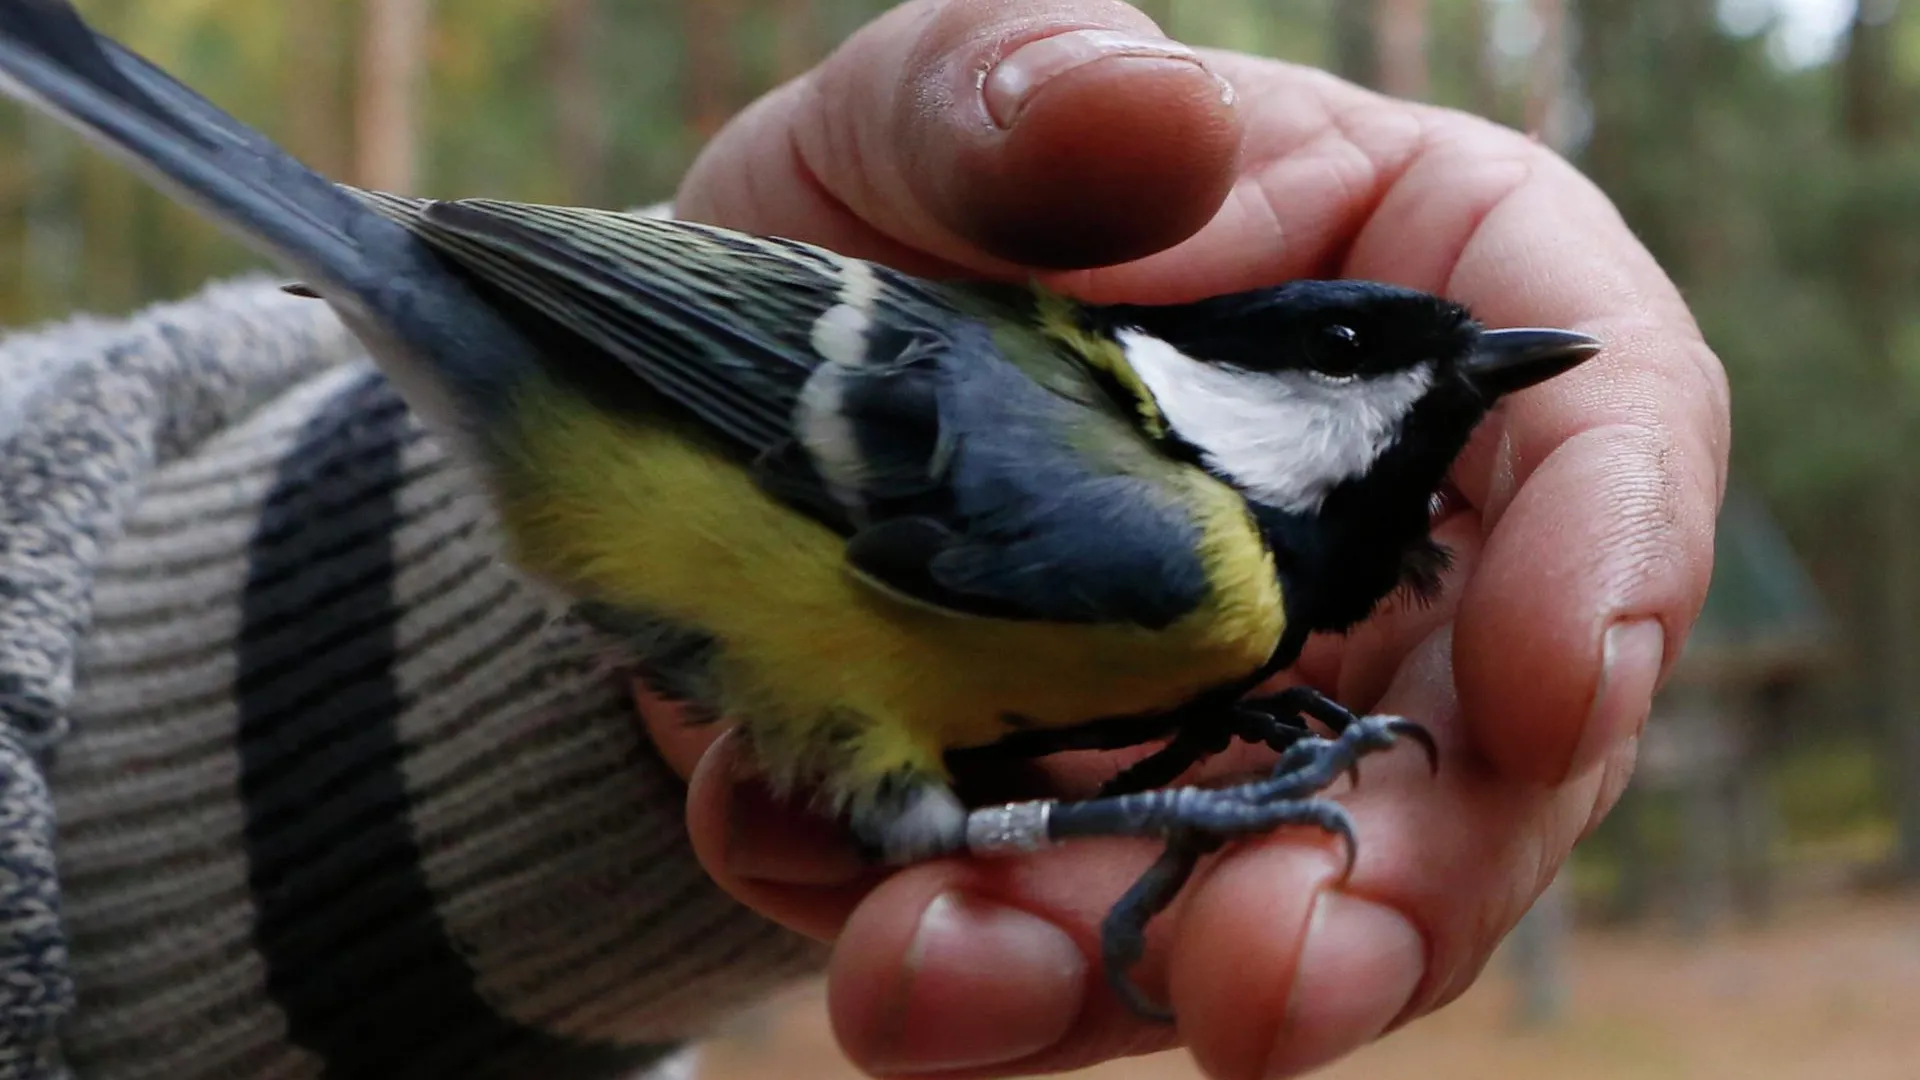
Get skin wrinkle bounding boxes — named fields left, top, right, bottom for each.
left=752, top=79, right=827, bottom=221
left=1409, top=160, right=1536, bottom=296
left=1550, top=421, right=1710, bottom=598
left=832, top=12, right=948, bottom=256
left=1260, top=112, right=1410, bottom=284
left=779, top=105, right=949, bottom=277
left=1469, top=332, right=1722, bottom=543
left=1569, top=316, right=1731, bottom=456
left=1319, top=97, right=1435, bottom=231
left=1222, top=176, right=1291, bottom=289
left=797, top=74, right=915, bottom=260
left=1483, top=431, right=1692, bottom=659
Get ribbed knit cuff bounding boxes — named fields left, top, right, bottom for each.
left=17, top=277, right=824, bottom=1079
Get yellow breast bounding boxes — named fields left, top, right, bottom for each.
left=492, top=378, right=1284, bottom=798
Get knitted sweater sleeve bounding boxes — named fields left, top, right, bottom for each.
left=0, top=271, right=826, bottom=1080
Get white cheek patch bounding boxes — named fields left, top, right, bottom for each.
left=1118, top=329, right=1432, bottom=514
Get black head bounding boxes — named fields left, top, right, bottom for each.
left=1102, top=279, right=1483, bottom=385
left=1094, top=279, right=1600, bottom=630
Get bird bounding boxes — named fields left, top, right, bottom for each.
left=0, top=0, right=1600, bottom=1020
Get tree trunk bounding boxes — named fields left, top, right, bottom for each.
left=1375, top=0, right=1429, bottom=100
left=1461, top=0, right=1502, bottom=122
left=286, top=0, right=346, bottom=176
left=774, top=0, right=821, bottom=82
left=550, top=0, right=607, bottom=205
left=1843, top=0, right=1920, bottom=881
left=1572, top=0, right=1636, bottom=208
left=1332, top=0, right=1380, bottom=90
left=684, top=0, right=742, bottom=139
left=1506, top=873, right=1568, bottom=1028
left=1525, top=0, right=1569, bottom=147
left=355, top=0, right=433, bottom=192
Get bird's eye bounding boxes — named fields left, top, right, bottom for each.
left=1311, top=324, right=1364, bottom=379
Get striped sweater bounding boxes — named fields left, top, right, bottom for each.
left=0, top=270, right=827, bottom=1078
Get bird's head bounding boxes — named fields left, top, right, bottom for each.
left=1102, top=279, right=1599, bottom=518
left=1097, top=279, right=1600, bottom=623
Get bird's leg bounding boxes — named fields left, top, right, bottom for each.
left=950, top=679, right=1269, bottom=792
left=1095, top=684, right=1368, bottom=798
left=954, top=684, right=1379, bottom=798
left=1099, top=832, right=1218, bottom=1023
left=1094, top=716, right=1242, bottom=796
left=960, top=714, right=1438, bottom=1019
left=1239, top=684, right=1368, bottom=738
left=948, top=706, right=1192, bottom=764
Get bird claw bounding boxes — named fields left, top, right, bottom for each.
left=1066, top=712, right=1435, bottom=1019
left=966, top=689, right=1441, bottom=1021
left=1384, top=716, right=1441, bottom=775
left=1328, top=807, right=1360, bottom=881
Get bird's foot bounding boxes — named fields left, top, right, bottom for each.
left=962, top=714, right=1438, bottom=1020
left=1095, top=684, right=1397, bottom=798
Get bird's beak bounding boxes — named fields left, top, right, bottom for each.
left=1462, top=328, right=1603, bottom=399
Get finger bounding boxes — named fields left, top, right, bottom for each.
left=1333, top=112, right=1725, bottom=785
left=633, top=682, right=726, bottom=780
left=676, top=0, right=1244, bottom=271
left=681, top=729, right=883, bottom=942
left=1172, top=629, right=1610, bottom=1079
left=826, top=838, right=1193, bottom=1077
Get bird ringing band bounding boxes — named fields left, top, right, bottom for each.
left=966, top=801, right=1057, bottom=855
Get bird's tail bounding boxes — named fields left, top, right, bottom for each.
left=0, top=0, right=399, bottom=291
left=0, top=0, right=553, bottom=453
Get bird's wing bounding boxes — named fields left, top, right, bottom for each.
left=829, top=317, right=1215, bottom=629
left=373, top=195, right=1213, bottom=628
left=360, top=193, right=897, bottom=452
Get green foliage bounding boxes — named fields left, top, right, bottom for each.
left=1771, top=733, right=1893, bottom=845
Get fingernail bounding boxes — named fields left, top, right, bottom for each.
left=983, top=29, right=1203, bottom=128
left=724, top=780, right=870, bottom=886
left=1570, top=618, right=1666, bottom=779
left=870, top=892, right=1086, bottom=1073
left=1269, top=893, right=1425, bottom=1076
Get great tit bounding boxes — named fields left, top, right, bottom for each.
left=0, top=0, right=1600, bottom=1020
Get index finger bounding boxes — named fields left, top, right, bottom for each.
left=1344, top=110, right=1729, bottom=785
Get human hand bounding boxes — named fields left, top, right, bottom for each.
left=640, top=1, right=1729, bottom=1077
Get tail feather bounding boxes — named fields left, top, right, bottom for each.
left=0, top=0, right=552, bottom=449
left=0, top=0, right=387, bottom=289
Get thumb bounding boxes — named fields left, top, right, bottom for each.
left=675, top=0, right=1244, bottom=273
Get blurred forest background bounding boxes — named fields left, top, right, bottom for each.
left=5, top=0, right=1920, bottom=1077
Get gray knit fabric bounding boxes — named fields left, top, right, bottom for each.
left=0, top=274, right=827, bottom=1079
